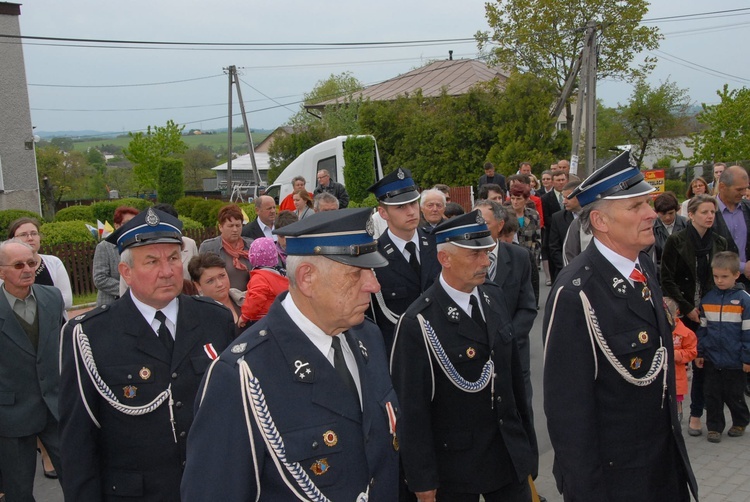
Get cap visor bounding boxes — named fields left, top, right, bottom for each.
left=603, top=180, right=655, bottom=200
left=327, top=251, right=389, bottom=269
left=380, top=190, right=420, bottom=206
left=449, top=235, right=497, bottom=250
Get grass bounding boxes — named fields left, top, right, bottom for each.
left=72, top=292, right=97, bottom=307
left=72, top=131, right=270, bottom=153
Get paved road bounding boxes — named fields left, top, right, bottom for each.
left=30, top=281, right=743, bottom=500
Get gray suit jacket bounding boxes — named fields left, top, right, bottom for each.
left=0, top=284, right=64, bottom=437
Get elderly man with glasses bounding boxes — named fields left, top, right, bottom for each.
left=313, top=169, right=349, bottom=209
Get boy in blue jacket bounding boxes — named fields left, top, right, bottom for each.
left=697, top=251, right=750, bottom=443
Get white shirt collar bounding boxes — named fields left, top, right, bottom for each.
left=593, top=238, right=641, bottom=286
left=281, top=293, right=335, bottom=359
left=439, top=274, right=481, bottom=316
left=129, top=290, right=179, bottom=331
left=258, top=219, right=276, bottom=240
left=387, top=228, right=419, bottom=256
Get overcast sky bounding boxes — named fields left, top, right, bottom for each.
left=13, top=0, right=750, bottom=135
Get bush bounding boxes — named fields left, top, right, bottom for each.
left=40, top=220, right=96, bottom=246
left=179, top=216, right=203, bottom=231
left=190, top=199, right=224, bottom=228
left=343, top=136, right=377, bottom=204
left=91, top=198, right=152, bottom=223
left=238, top=203, right=257, bottom=222
left=175, top=196, right=204, bottom=218
left=665, top=180, right=686, bottom=200
left=0, top=209, right=42, bottom=238
left=158, top=157, right=184, bottom=205
left=348, top=193, right=378, bottom=208
left=54, top=205, right=94, bottom=222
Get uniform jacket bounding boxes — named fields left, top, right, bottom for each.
left=548, top=210, right=575, bottom=282
left=0, top=284, right=64, bottom=437
left=543, top=244, right=698, bottom=501
left=391, top=280, right=537, bottom=494
left=660, top=226, right=727, bottom=317
left=182, top=294, right=399, bottom=501
left=672, top=318, right=697, bottom=397
left=59, top=293, right=235, bottom=502
left=370, top=228, right=440, bottom=351
left=698, top=284, right=750, bottom=369
left=314, top=181, right=349, bottom=208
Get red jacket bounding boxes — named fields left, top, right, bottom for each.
left=240, top=268, right=289, bottom=322
left=673, top=318, right=697, bottom=397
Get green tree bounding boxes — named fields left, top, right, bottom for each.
left=158, top=157, right=185, bottom=205
left=478, top=0, right=661, bottom=129
left=689, top=85, right=750, bottom=164
left=36, top=146, right=91, bottom=217
left=123, top=120, right=188, bottom=193
left=181, top=146, right=217, bottom=190
left=50, top=137, right=75, bottom=152
left=596, top=100, right=628, bottom=159
left=618, top=79, right=691, bottom=166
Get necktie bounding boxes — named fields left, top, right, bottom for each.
left=154, top=311, right=174, bottom=354
left=488, top=251, right=497, bottom=282
left=469, top=295, right=487, bottom=333
left=629, top=264, right=652, bottom=302
left=558, top=191, right=564, bottom=207
left=331, top=335, right=359, bottom=401
left=405, top=241, right=421, bottom=278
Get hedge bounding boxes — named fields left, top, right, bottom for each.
left=190, top=199, right=225, bottom=228
left=343, top=136, right=377, bottom=204
left=175, top=196, right=204, bottom=219
left=91, top=198, right=152, bottom=223
left=40, top=220, right=97, bottom=246
left=179, top=216, right=203, bottom=231
left=54, top=205, right=94, bottom=223
left=158, top=157, right=184, bottom=206
left=0, top=209, right=42, bottom=238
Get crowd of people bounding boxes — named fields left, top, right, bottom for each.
left=3, top=157, right=749, bottom=502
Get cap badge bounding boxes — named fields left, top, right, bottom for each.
left=145, top=207, right=160, bottom=226
left=630, top=357, right=642, bottom=370
left=123, top=385, right=137, bottom=399
left=638, top=331, right=649, bottom=344
left=139, top=367, right=151, bottom=380
left=310, top=458, right=330, bottom=476
left=365, top=217, right=375, bottom=237
left=397, top=168, right=405, bottom=180
left=294, top=359, right=314, bottom=381
left=323, top=430, right=338, bottom=447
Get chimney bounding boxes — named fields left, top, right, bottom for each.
left=449, top=50, right=453, bottom=61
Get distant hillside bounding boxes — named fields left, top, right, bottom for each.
left=71, top=131, right=270, bottom=153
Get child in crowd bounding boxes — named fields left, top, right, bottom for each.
left=237, top=237, right=289, bottom=328
left=696, top=251, right=750, bottom=443
left=665, top=297, right=697, bottom=423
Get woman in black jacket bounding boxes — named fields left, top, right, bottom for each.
left=661, top=193, right=727, bottom=436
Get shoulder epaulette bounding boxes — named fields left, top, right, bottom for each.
left=70, top=304, right=110, bottom=324
left=226, top=328, right=271, bottom=362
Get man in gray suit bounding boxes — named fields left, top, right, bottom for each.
left=0, top=239, right=65, bottom=500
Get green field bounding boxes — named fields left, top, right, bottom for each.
left=72, top=131, right=269, bottom=153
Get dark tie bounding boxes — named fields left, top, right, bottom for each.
left=331, top=335, right=359, bottom=401
left=154, top=311, right=174, bottom=354
left=405, top=241, right=421, bottom=278
left=469, top=295, right=487, bottom=333
left=488, top=251, right=497, bottom=282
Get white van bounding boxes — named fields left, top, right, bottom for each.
left=265, top=135, right=384, bottom=204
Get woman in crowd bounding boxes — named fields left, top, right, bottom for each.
left=92, top=206, right=139, bottom=306
left=197, top=204, right=252, bottom=290
left=9, top=217, right=73, bottom=310
left=680, top=176, right=709, bottom=216
left=661, top=193, right=727, bottom=437
left=508, top=184, right=541, bottom=264
left=293, top=189, right=314, bottom=220
left=238, top=237, right=289, bottom=328
left=188, top=253, right=242, bottom=333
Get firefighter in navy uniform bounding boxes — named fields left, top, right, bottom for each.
left=543, top=152, right=699, bottom=501
left=59, top=208, right=235, bottom=502
left=181, top=208, right=400, bottom=501
left=391, top=210, right=538, bottom=502
left=367, top=168, right=441, bottom=352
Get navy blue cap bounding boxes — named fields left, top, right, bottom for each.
left=106, top=207, right=183, bottom=254
left=433, top=210, right=495, bottom=249
left=274, top=208, right=387, bottom=268
left=367, top=167, right=419, bottom=205
left=567, top=151, right=655, bottom=207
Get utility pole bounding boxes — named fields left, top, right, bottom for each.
left=226, top=66, right=233, bottom=195
left=232, top=70, right=260, bottom=187
left=224, top=65, right=261, bottom=199
left=569, top=21, right=598, bottom=178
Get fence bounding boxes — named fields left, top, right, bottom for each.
left=41, top=227, right=219, bottom=296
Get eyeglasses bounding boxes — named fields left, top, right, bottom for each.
left=0, top=260, right=39, bottom=270
left=15, top=232, right=40, bottom=239
left=424, top=202, right=445, bottom=209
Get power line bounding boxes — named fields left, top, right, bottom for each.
left=28, top=74, right=223, bottom=88
left=641, top=7, right=750, bottom=23
left=652, top=49, right=750, bottom=85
